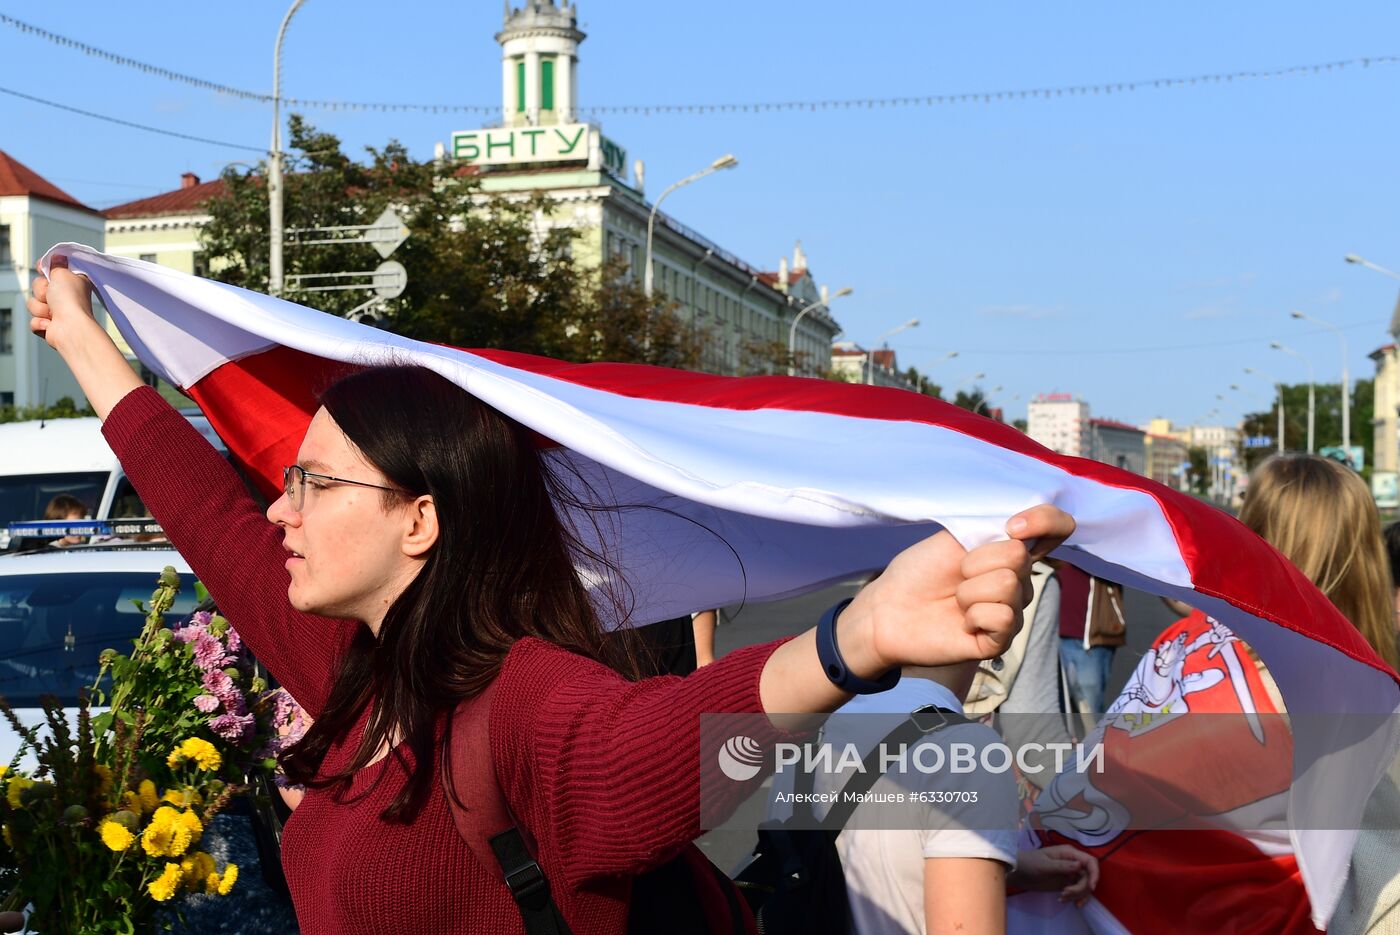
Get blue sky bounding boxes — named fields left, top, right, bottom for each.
left=4, top=1, right=1399, bottom=430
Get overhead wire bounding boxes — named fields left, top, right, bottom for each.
left=0, top=84, right=267, bottom=153
left=0, top=12, right=1394, bottom=117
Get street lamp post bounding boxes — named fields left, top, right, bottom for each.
left=1242, top=367, right=1284, bottom=453
left=867, top=319, right=920, bottom=385
left=644, top=155, right=738, bottom=299
left=787, top=286, right=852, bottom=377
left=268, top=0, right=307, bottom=298
left=1291, top=310, right=1349, bottom=457
left=1272, top=342, right=1315, bottom=453
left=1345, top=253, right=1400, bottom=282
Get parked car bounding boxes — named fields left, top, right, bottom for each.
left=0, top=538, right=297, bottom=926
left=0, top=542, right=199, bottom=766
left=0, top=413, right=226, bottom=551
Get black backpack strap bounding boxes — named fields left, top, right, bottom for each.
left=821, top=704, right=969, bottom=830
left=489, top=827, right=570, bottom=935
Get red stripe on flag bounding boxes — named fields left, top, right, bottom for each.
left=188, top=345, right=1393, bottom=681
left=1039, top=829, right=1315, bottom=935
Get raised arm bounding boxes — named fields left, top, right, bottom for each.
left=757, top=506, right=1074, bottom=714
left=28, top=261, right=354, bottom=715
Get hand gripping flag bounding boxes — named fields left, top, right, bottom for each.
left=43, top=244, right=1400, bottom=929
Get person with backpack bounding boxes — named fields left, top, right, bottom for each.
left=756, top=646, right=1098, bottom=934
left=29, top=262, right=1075, bottom=934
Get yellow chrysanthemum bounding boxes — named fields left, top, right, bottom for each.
left=148, top=862, right=183, bottom=902
left=216, top=863, right=238, bottom=896
left=181, top=851, right=215, bottom=888
left=167, top=737, right=222, bottom=772
left=6, top=777, right=33, bottom=810
left=137, top=779, right=159, bottom=814
left=122, top=790, right=143, bottom=815
left=176, top=808, right=203, bottom=846
left=0, top=766, right=8, bottom=780
left=99, top=819, right=135, bottom=852
left=161, top=787, right=204, bottom=808
left=141, top=807, right=193, bottom=858
left=2, top=825, right=11, bottom=848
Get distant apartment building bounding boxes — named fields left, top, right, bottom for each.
left=1089, top=418, right=1147, bottom=474
left=1143, top=433, right=1191, bottom=490
left=1028, top=393, right=1090, bottom=456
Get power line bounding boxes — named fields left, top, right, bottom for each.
left=0, top=84, right=266, bottom=153
left=901, top=318, right=1388, bottom=358
left=1, top=13, right=1394, bottom=116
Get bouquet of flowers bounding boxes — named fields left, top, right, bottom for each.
left=0, top=568, right=307, bottom=933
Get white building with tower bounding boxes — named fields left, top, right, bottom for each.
left=102, top=1, right=844, bottom=378
left=444, top=0, right=844, bottom=375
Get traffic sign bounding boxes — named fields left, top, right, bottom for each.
left=372, top=260, right=407, bottom=299
left=1243, top=436, right=1274, bottom=449
left=368, top=207, right=410, bottom=259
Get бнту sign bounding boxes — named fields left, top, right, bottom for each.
left=451, top=124, right=627, bottom=180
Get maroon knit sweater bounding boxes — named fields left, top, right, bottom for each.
left=104, top=386, right=786, bottom=934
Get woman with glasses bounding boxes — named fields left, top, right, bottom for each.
left=28, top=261, right=1074, bottom=935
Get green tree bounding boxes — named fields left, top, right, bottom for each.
left=199, top=116, right=700, bottom=367
left=1239, top=379, right=1373, bottom=473
left=952, top=386, right=992, bottom=418
left=1186, top=446, right=1210, bottom=496
left=903, top=366, right=944, bottom=400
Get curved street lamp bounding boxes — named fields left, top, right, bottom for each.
left=1241, top=367, right=1284, bottom=453
left=1345, top=253, right=1400, bottom=282
left=787, top=287, right=852, bottom=377
left=1291, top=309, right=1350, bottom=456
left=644, top=155, right=739, bottom=299
left=1271, top=341, right=1315, bottom=453
left=866, top=319, right=920, bottom=385
left=268, top=0, right=308, bottom=297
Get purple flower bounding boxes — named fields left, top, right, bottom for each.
left=192, top=632, right=226, bottom=671
left=210, top=712, right=255, bottom=743
left=225, top=627, right=242, bottom=654
left=217, top=686, right=247, bottom=716
left=193, top=694, right=221, bottom=713
left=172, top=625, right=203, bottom=645
left=201, top=669, right=233, bottom=696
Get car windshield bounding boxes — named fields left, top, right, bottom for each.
left=0, top=570, right=197, bottom=707
left=0, top=473, right=108, bottom=530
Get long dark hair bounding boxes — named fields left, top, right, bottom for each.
left=279, top=365, right=646, bottom=821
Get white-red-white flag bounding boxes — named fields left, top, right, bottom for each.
left=44, top=244, right=1400, bottom=929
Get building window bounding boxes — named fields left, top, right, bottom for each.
left=541, top=58, right=555, bottom=111
left=0, top=308, right=10, bottom=354
left=516, top=59, right=526, bottom=113
left=0, top=225, right=9, bottom=266
left=0, top=392, right=11, bottom=407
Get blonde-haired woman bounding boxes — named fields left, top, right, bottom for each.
left=1239, top=453, right=1398, bottom=670
left=1237, top=454, right=1400, bottom=934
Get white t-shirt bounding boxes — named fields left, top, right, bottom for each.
left=817, top=678, right=1019, bottom=935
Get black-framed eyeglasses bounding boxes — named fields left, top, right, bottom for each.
left=282, top=465, right=400, bottom=512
